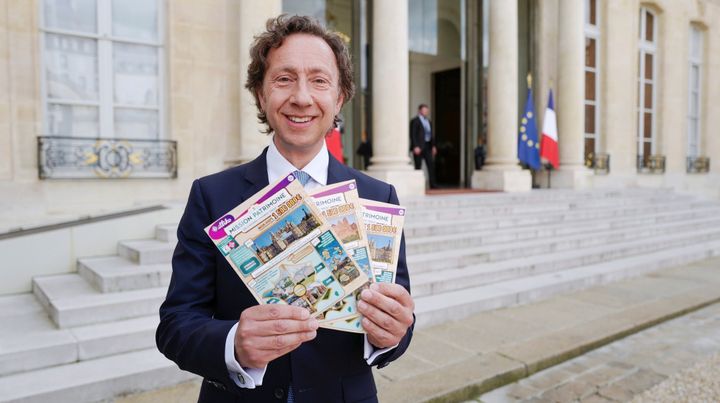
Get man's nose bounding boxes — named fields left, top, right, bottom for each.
left=290, top=80, right=313, bottom=106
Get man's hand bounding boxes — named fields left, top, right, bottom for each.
left=432, top=146, right=437, bottom=157
left=413, top=146, right=422, bottom=156
left=357, top=283, right=414, bottom=349
left=235, top=305, right=318, bottom=368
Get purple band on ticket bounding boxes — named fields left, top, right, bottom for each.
left=257, top=174, right=295, bottom=203
left=364, top=204, right=405, bottom=216
left=312, top=181, right=356, bottom=198
left=208, top=214, right=236, bottom=239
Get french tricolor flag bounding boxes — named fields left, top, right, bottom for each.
left=540, top=90, right=559, bottom=169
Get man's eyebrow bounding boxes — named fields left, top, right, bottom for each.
left=270, top=65, right=333, bottom=75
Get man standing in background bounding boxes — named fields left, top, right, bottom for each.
left=409, top=104, right=437, bottom=189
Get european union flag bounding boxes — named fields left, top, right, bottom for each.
left=518, top=88, right=541, bottom=170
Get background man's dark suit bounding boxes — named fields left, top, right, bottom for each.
left=409, top=115, right=436, bottom=188
left=156, top=149, right=413, bottom=403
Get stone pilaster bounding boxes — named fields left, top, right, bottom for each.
left=366, top=0, right=425, bottom=197
left=471, top=0, right=531, bottom=192
left=226, top=0, right=281, bottom=166
left=551, top=0, right=592, bottom=188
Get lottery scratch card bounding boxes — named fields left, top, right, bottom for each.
left=311, top=180, right=372, bottom=330
left=360, top=198, right=405, bottom=284
left=204, top=173, right=368, bottom=317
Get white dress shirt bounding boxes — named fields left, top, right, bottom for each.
left=224, top=137, right=394, bottom=388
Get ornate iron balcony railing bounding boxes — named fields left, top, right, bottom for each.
left=687, top=156, right=710, bottom=174
left=38, top=136, right=177, bottom=179
left=585, top=153, right=610, bottom=175
left=637, top=154, right=666, bottom=174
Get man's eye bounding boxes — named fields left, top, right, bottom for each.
left=276, top=76, right=292, bottom=83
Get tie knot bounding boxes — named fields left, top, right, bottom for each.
left=292, top=170, right=310, bottom=186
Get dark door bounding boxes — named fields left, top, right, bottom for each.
left=433, top=68, right=461, bottom=187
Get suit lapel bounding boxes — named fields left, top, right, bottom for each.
left=240, top=147, right=270, bottom=202
left=327, top=151, right=354, bottom=185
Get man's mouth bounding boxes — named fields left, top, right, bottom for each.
left=286, top=115, right=314, bottom=123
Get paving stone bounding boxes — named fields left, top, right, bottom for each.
left=597, top=384, right=635, bottom=401
left=580, top=393, right=616, bottom=403
left=611, top=368, right=667, bottom=395
left=374, top=351, right=436, bottom=381
left=407, top=331, right=472, bottom=366
left=575, top=364, right=633, bottom=387
left=540, top=380, right=597, bottom=402
left=505, top=383, right=541, bottom=400
left=523, top=368, right=575, bottom=391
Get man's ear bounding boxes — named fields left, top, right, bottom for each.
left=334, top=93, right=344, bottom=115
left=257, top=90, right=266, bottom=112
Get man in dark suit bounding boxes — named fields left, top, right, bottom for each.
left=156, top=15, right=414, bottom=403
left=409, top=104, right=437, bottom=188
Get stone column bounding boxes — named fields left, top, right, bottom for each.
left=471, top=0, right=531, bottom=191
left=366, top=0, right=425, bottom=197
left=226, top=0, right=281, bottom=166
left=551, top=0, right=592, bottom=188
left=597, top=0, right=637, bottom=187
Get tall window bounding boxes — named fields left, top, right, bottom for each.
left=41, top=0, right=163, bottom=139
left=584, top=0, right=600, bottom=167
left=687, top=25, right=703, bottom=158
left=637, top=7, right=657, bottom=159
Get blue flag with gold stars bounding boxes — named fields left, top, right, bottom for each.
left=518, top=89, right=541, bottom=170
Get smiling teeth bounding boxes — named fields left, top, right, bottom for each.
left=288, top=116, right=312, bottom=123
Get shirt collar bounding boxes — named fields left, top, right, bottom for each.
left=266, top=136, right=328, bottom=188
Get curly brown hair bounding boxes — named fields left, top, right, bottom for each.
left=245, top=14, right=355, bottom=134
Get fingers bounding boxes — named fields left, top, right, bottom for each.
left=368, top=283, right=415, bottom=310
left=252, top=316, right=319, bottom=336
left=359, top=284, right=414, bottom=323
left=250, top=329, right=318, bottom=351
left=242, top=304, right=311, bottom=322
left=362, top=316, right=396, bottom=348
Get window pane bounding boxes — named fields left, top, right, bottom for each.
left=48, top=103, right=99, bottom=137
left=644, top=112, right=652, bottom=139
left=690, top=27, right=702, bottom=59
left=690, top=65, right=700, bottom=90
left=585, top=38, right=596, bottom=67
left=113, top=43, right=159, bottom=106
left=45, top=33, right=99, bottom=101
left=112, top=0, right=158, bottom=41
left=643, top=141, right=652, bottom=157
left=408, top=0, right=438, bottom=55
left=585, top=104, right=595, bottom=134
left=585, top=71, right=596, bottom=101
left=644, top=83, right=653, bottom=109
left=645, top=11, right=654, bottom=42
left=589, top=0, right=597, bottom=25
left=690, top=92, right=699, bottom=117
left=114, top=108, right=159, bottom=139
left=688, top=119, right=698, bottom=157
left=43, top=0, right=97, bottom=33
left=645, top=53, right=653, bottom=79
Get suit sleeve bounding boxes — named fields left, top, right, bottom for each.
left=155, top=179, right=242, bottom=392
left=372, top=184, right=415, bottom=369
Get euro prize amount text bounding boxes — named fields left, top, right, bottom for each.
left=321, top=203, right=354, bottom=217
left=270, top=194, right=304, bottom=221
left=366, top=224, right=396, bottom=234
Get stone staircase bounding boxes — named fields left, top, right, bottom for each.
left=2, top=189, right=720, bottom=402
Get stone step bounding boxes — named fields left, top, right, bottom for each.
left=405, top=199, right=710, bottom=224
left=408, top=216, right=720, bottom=273
left=403, top=193, right=694, bottom=217
left=401, top=188, right=682, bottom=209
left=32, top=274, right=166, bottom=328
left=155, top=223, right=177, bottom=243
left=413, top=239, right=720, bottom=329
left=406, top=206, right=720, bottom=254
left=117, top=238, right=174, bottom=265
left=403, top=200, right=713, bottom=237
left=78, top=256, right=171, bottom=293
left=0, top=348, right=197, bottom=403
left=411, top=224, right=720, bottom=298
left=0, top=308, right=158, bottom=377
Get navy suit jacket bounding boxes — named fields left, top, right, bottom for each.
left=156, top=148, right=414, bottom=403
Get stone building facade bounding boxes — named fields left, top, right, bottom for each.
left=1, top=0, right=719, bottom=232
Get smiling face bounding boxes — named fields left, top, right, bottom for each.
left=258, top=33, right=344, bottom=167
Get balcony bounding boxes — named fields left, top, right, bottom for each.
left=687, top=156, right=710, bottom=174
left=38, top=136, right=177, bottom=179
left=637, top=154, right=666, bottom=174
left=585, top=153, right=610, bottom=175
